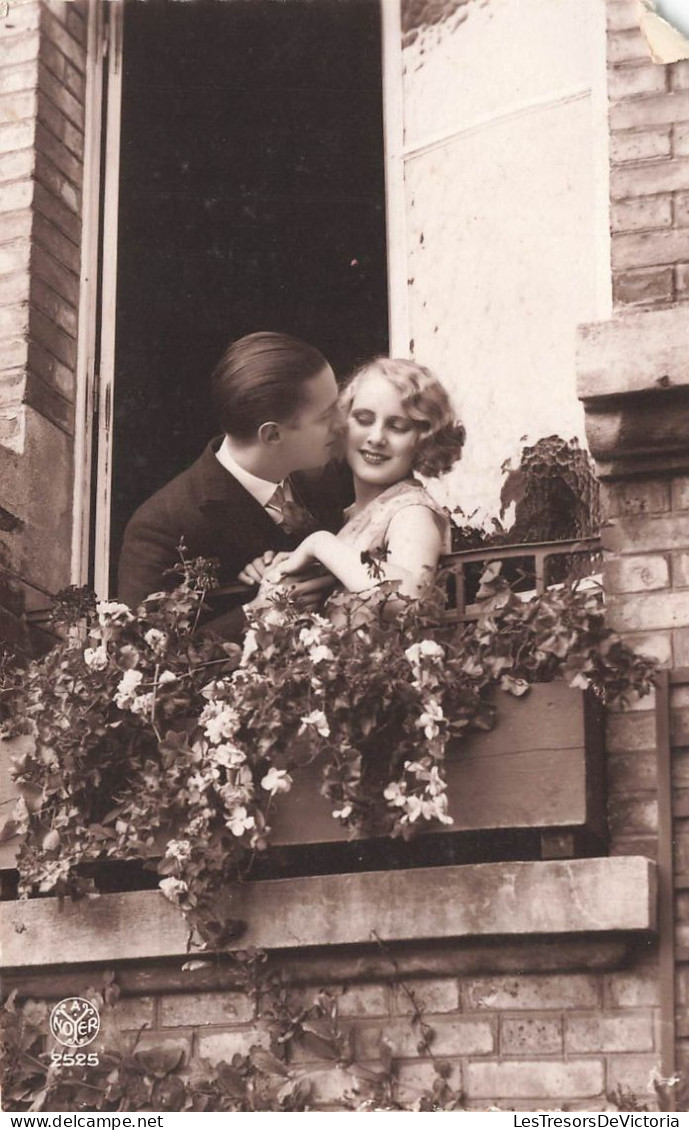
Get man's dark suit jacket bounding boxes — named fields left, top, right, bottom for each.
left=117, top=438, right=352, bottom=633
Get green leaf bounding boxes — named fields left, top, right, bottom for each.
left=0, top=817, right=17, bottom=842
left=249, top=1048, right=288, bottom=1077
left=134, top=1046, right=185, bottom=1077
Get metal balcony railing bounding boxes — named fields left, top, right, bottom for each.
left=439, top=536, right=603, bottom=622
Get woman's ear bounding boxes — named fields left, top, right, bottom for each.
left=257, top=421, right=283, bottom=446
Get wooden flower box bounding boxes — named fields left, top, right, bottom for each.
left=0, top=682, right=605, bottom=880
left=269, top=681, right=606, bottom=859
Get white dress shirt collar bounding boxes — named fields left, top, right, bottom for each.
left=215, top=437, right=281, bottom=507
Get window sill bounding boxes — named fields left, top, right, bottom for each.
left=1, top=856, right=656, bottom=969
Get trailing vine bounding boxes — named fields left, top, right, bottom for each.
left=0, top=552, right=655, bottom=948
left=3, top=967, right=684, bottom=1113
left=1, top=960, right=465, bottom=1113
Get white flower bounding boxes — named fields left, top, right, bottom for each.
left=157, top=669, right=177, bottom=685
left=263, top=606, right=287, bottom=629
left=219, top=765, right=254, bottom=807
left=130, top=692, right=154, bottom=717
left=299, top=709, right=330, bottom=738
left=84, top=645, right=108, bottom=671
left=427, top=765, right=447, bottom=797
left=405, top=639, right=444, bottom=666
left=383, top=781, right=407, bottom=807
left=432, top=795, right=454, bottom=825
left=226, top=806, right=255, bottom=837
left=213, top=743, right=246, bottom=769
left=200, top=701, right=240, bottom=744
left=188, top=772, right=210, bottom=794
left=261, top=767, right=292, bottom=796
left=159, top=876, right=187, bottom=903
left=416, top=699, right=444, bottom=740
left=241, top=628, right=259, bottom=665
left=97, top=600, right=134, bottom=627
left=401, top=793, right=453, bottom=826
left=333, top=804, right=353, bottom=820
left=144, top=628, right=168, bottom=655
left=309, top=644, right=334, bottom=665
left=165, top=839, right=192, bottom=862
left=299, top=624, right=323, bottom=648
left=404, top=760, right=426, bottom=774
left=402, top=795, right=424, bottom=823
left=114, top=668, right=143, bottom=708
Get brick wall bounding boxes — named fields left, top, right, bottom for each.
left=608, top=0, right=689, bottom=308
left=0, top=0, right=87, bottom=652
left=11, top=944, right=663, bottom=1111
left=595, top=479, right=689, bottom=1100
left=600, top=0, right=689, bottom=1093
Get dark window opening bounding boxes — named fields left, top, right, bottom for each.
left=110, top=0, right=388, bottom=582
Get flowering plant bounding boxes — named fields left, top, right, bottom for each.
left=0, top=556, right=655, bottom=947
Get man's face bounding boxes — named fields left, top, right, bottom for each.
left=279, top=365, right=341, bottom=472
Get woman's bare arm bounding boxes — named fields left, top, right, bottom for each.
left=273, top=506, right=443, bottom=598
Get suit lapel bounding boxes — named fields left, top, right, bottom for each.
left=197, top=440, right=291, bottom=573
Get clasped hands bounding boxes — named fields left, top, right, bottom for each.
left=239, top=534, right=334, bottom=613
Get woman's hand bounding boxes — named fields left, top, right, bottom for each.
left=238, top=550, right=289, bottom=586
left=266, top=534, right=322, bottom=581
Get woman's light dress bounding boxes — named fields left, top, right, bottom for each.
left=336, top=478, right=450, bottom=559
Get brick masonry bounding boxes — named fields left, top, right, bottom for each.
left=0, top=0, right=87, bottom=646
left=577, top=1, right=689, bottom=1100
left=607, top=0, right=689, bottom=308
left=591, top=462, right=688, bottom=1097
left=15, top=962, right=662, bottom=1111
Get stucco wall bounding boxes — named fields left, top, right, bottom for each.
left=397, top=0, right=611, bottom=520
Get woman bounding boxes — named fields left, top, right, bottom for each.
left=242, top=357, right=465, bottom=604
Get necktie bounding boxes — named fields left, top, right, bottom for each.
left=265, top=480, right=317, bottom=538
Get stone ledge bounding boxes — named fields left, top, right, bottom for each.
left=2, top=937, right=641, bottom=999
left=577, top=307, right=689, bottom=401
left=0, top=857, right=656, bottom=968
left=577, top=307, right=689, bottom=476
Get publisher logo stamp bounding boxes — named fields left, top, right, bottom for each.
left=49, top=997, right=100, bottom=1047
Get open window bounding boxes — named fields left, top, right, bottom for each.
left=79, top=0, right=390, bottom=597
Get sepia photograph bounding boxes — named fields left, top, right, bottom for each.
left=0, top=0, right=688, bottom=1116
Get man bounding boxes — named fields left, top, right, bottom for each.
left=117, top=331, right=351, bottom=634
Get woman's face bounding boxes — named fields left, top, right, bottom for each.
left=345, top=372, right=421, bottom=491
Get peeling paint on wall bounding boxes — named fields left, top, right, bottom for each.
left=401, top=0, right=478, bottom=47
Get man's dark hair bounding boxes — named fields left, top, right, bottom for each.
left=210, top=331, right=331, bottom=441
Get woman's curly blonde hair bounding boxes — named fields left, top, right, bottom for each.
left=339, top=357, right=465, bottom=478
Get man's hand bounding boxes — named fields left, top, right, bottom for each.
left=287, top=569, right=337, bottom=610
left=237, top=550, right=289, bottom=586
left=244, top=564, right=336, bottom=616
